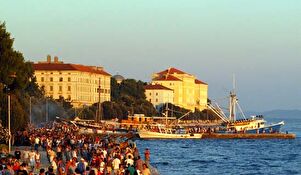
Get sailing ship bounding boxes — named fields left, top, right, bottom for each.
left=56, top=117, right=129, bottom=135
left=137, top=104, right=203, bottom=139
left=138, top=124, right=203, bottom=139
left=207, top=80, right=284, bottom=134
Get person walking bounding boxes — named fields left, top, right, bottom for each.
left=144, top=148, right=150, bottom=165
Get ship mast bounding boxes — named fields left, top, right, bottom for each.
left=165, top=102, right=168, bottom=125
left=229, top=74, right=237, bottom=122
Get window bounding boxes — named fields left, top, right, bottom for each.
left=68, top=86, right=71, bottom=91
left=156, top=93, right=158, bottom=96
left=67, top=95, right=71, bottom=100
left=59, top=77, right=63, bottom=82
left=68, top=77, right=71, bottom=82
left=59, top=86, right=62, bottom=91
left=149, top=99, right=151, bottom=102
left=41, top=77, right=44, bottom=82
left=50, top=77, right=53, bottom=82
left=50, top=86, right=53, bottom=91
left=156, top=99, right=158, bottom=102
left=149, top=93, right=151, bottom=96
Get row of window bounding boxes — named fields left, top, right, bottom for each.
left=49, top=86, right=71, bottom=92
left=149, top=92, right=159, bottom=96
left=47, top=85, right=110, bottom=94
left=41, top=77, right=110, bottom=84
left=149, top=99, right=159, bottom=102
left=47, top=94, right=109, bottom=102
left=41, top=77, right=71, bottom=82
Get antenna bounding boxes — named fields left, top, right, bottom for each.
left=232, top=73, right=236, bottom=93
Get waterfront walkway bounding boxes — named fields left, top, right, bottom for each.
left=1, top=122, right=159, bottom=175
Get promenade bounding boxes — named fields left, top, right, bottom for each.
left=0, top=122, right=159, bottom=175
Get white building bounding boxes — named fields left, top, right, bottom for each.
left=145, top=84, right=174, bottom=110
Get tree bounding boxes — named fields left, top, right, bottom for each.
left=0, top=22, right=36, bottom=130
left=85, top=78, right=158, bottom=120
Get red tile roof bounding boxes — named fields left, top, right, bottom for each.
left=156, top=67, right=187, bottom=75
left=33, top=63, right=111, bottom=76
left=145, top=84, right=173, bottom=91
left=195, top=79, right=207, bottom=85
left=153, top=74, right=181, bottom=81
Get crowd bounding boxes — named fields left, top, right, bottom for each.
left=0, top=122, right=155, bottom=175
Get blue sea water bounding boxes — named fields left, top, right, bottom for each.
left=136, top=116, right=301, bottom=175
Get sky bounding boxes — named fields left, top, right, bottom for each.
left=0, top=0, right=300, bottom=112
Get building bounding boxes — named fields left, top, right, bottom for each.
left=112, top=74, right=125, bottom=84
left=149, top=67, right=208, bottom=111
left=145, top=84, right=174, bottom=110
left=33, top=55, right=111, bottom=107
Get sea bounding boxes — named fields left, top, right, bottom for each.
left=136, top=115, right=301, bottom=175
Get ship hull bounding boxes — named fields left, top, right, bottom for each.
left=78, top=127, right=128, bottom=135
left=245, top=121, right=284, bottom=134
left=138, top=130, right=203, bottom=139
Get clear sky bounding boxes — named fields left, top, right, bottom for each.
left=1, top=0, right=300, bottom=111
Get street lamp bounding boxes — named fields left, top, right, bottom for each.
left=29, top=77, right=32, bottom=125
left=8, top=92, right=11, bottom=153
left=7, top=72, right=16, bottom=153
left=29, top=96, right=32, bottom=124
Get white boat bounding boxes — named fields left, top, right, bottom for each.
left=56, top=117, right=129, bottom=135
left=207, top=78, right=285, bottom=134
left=138, top=124, right=203, bottom=139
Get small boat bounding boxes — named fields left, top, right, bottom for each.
left=223, top=115, right=285, bottom=134
left=138, top=124, right=203, bottom=139
left=57, top=117, right=129, bottom=135
left=208, top=80, right=285, bottom=134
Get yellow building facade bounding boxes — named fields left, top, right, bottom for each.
left=150, top=67, right=208, bottom=111
left=145, top=84, right=174, bottom=110
left=33, top=55, right=111, bottom=107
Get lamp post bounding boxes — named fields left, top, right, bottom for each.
left=8, top=94, right=11, bottom=153
left=7, top=72, right=16, bottom=153
left=97, top=77, right=102, bottom=122
left=29, top=77, right=32, bottom=124
left=29, top=96, right=32, bottom=124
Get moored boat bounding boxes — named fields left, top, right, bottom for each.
left=208, top=80, right=285, bottom=134
left=222, top=115, right=285, bottom=134
left=138, top=124, right=203, bottom=139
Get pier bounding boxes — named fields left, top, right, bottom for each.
left=202, top=133, right=296, bottom=139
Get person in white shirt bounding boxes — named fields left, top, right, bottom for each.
left=23, top=147, right=30, bottom=163
left=28, top=149, right=36, bottom=171
left=125, top=155, right=134, bottom=167
left=112, top=156, right=121, bottom=175
left=35, top=150, right=41, bottom=169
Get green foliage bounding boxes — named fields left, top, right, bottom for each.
left=0, top=22, right=34, bottom=130
left=0, top=22, right=74, bottom=130
left=77, top=78, right=158, bottom=120
left=110, top=78, right=157, bottom=118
